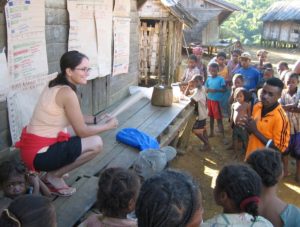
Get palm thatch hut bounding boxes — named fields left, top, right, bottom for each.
left=261, top=1, right=300, bottom=48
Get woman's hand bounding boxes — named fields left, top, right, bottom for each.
left=104, top=115, right=118, bottom=130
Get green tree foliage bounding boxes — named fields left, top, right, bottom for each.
left=221, top=0, right=281, bottom=44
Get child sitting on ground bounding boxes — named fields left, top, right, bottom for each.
left=204, top=63, right=226, bottom=141
left=279, top=72, right=300, bottom=181
left=246, top=149, right=300, bottom=227
left=201, top=164, right=272, bottom=226
left=79, top=168, right=140, bottom=227
left=136, top=169, right=203, bottom=227
left=185, top=75, right=211, bottom=151
left=0, top=160, right=50, bottom=213
left=230, top=88, right=251, bottom=159
left=0, top=194, right=56, bottom=227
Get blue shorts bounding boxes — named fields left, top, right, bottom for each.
left=286, top=133, right=300, bottom=160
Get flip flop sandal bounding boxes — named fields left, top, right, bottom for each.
left=41, top=176, right=76, bottom=197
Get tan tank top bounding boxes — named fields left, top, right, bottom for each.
left=27, top=85, right=70, bottom=137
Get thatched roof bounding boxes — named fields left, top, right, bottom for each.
left=261, top=1, right=300, bottom=22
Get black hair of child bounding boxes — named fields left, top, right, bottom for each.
left=0, top=194, right=56, bottom=227
left=231, top=49, right=242, bottom=56
left=288, top=72, right=299, bottom=81
left=263, top=62, right=273, bottom=69
left=49, top=50, right=88, bottom=92
left=209, top=63, right=219, bottom=71
left=217, top=51, right=227, bottom=59
left=246, top=149, right=282, bottom=187
left=279, top=61, right=288, bottom=68
left=188, top=54, right=198, bottom=62
left=216, top=164, right=262, bottom=221
left=265, top=77, right=284, bottom=91
left=233, top=87, right=252, bottom=102
left=0, top=160, right=26, bottom=186
left=97, top=167, right=140, bottom=218
left=135, top=169, right=201, bottom=227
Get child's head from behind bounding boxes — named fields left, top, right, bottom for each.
left=0, top=194, right=56, bottom=227
left=97, top=168, right=140, bottom=218
left=0, top=160, right=27, bottom=199
left=209, top=63, right=219, bottom=77
left=136, top=169, right=203, bottom=227
left=234, top=87, right=250, bottom=103
left=246, top=149, right=283, bottom=187
left=188, top=54, right=198, bottom=69
left=232, top=74, right=244, bottom=88
left=214, top=164, right=262, bottom=219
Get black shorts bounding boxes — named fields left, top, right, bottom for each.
left=193, top=119, right=206, bottom=130
left=33, top=136, right=82, bottom=172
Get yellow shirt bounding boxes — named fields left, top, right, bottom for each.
left=246, top=102, right=290, bottom=159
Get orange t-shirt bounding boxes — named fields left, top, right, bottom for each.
left=246, top=102, right=290, bottom=159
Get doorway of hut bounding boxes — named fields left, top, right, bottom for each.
left=138, top=18, right=183, bottom=87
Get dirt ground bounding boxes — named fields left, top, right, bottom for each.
left=170, top=46, right=300, bottom=220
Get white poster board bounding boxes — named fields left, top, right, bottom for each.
left=67, top=0, right=113, bottom=79
left=114, top=0, right=131, bottom=17
left=0, top=51, right=10, bottom=102
left=5, top=0, right=48, bottom=80
left=113, top=17, right=131, bottom=76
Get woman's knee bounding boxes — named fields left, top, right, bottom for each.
left=82, top=136, right=103, bottom=154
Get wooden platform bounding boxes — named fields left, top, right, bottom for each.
left=53, top=97, right=194, bottom=227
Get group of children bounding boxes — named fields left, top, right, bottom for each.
left=181, top=47, right=300, bottom=182
left=2, top=148, right=298, bottom=227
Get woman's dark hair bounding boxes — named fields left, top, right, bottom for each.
left=0, top=160, right=26, bottom=186
left=97, top=168, right=140, bottom=218
left=48, top=50, right=88, bottom=91
left=136, top=169, right=202, bottom=227
left=216, top=164, right=262, bottom=221
left=217, top=51, right=227, bottom=59
left=246, top=149, right=282, bottom=187
left=0, top=195, right=56, bottom=227
left=188, top=54, right=198, bottom=62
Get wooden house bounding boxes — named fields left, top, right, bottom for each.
left=138, top=0, right=197, bottom=85
left=261, top=1, right=300, bottom=48
left=180, top=0, right=240, bottom=45
left=0, top=0, right=140, bottom=153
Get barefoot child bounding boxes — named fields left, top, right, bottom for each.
left=185, top=75, right=211, bottom=151
left=0, top=160, right=50, bottom=213
left=202, top=164, right=272, bottom=226
left=204, top=63, right=226, bottom=140
left=247, top=149, right=300, bottom=227
left=230, top=88, right=251, bottom=159
left=79, top=168, right=140, bottom=227
left=279, top=73, right=300, bottom=181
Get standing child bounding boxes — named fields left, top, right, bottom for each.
left=230, top=88, right=251, bottom=159
left=201, top=164, right=273, bottom=227
left=229, top=74, right=244, bottom=105
left=185, top=76, right=211, bottom=151
left=0, top=160, right=50, bottom=213
left=204, top=63, right=226, bottom=140
left=180, top=54, right=200, bottom=86
left=79, top=168, right=140, bottom=227
left=280, top=73, right=300, bottom=182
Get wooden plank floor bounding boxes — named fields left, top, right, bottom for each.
left=54, top=98, right=192, bottom=227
